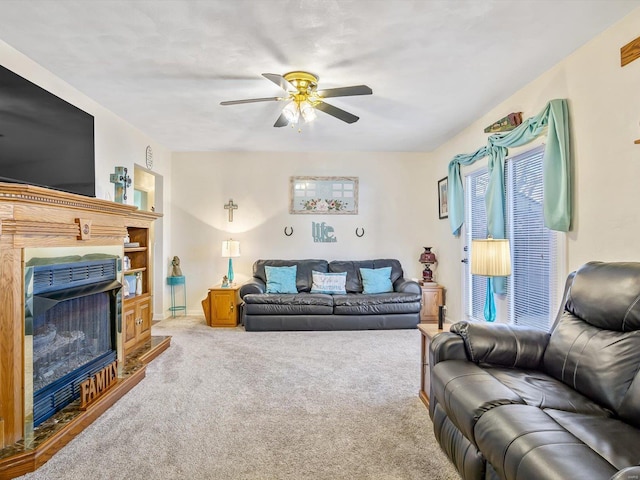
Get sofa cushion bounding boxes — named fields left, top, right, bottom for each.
left=475, top=404, right=617, bottom=480
left=544, top=409, right=640, bottom=471
left=310, top=271, right=347, bottom=295
left=360, top=267, right=393, bottom=294
left=543, top=312, right=640, bottom=427
left=332, top=293, right=421, bottom=315
left=265, top=265, right=297, bottom=294
left=329, top=259, right=404, bottom=293
left=486, top=367, right=612, bottom=417
left=431, top=360, right=525, bottom=445
left=243, top=293, right=333, bottom=315
left=253, top=259, right=329, bottom=293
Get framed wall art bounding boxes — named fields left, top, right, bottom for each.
left=438, top=176, right=448, bottom=219
left=290, top=176, right=358, bottom=215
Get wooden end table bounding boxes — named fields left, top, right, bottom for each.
left=202, top=285, right=241, bottom=327
left=418, top=323, right=451, bottom=408
left=419, top=282, right=444, bottom=323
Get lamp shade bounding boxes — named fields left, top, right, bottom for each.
left=221, top=239, right=240, bottom=258
left=471, top=239, right=511, bottom=277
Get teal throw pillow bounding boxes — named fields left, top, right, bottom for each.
left=360, top=267, right=393, bottom=294
left=265, top=265, right=298, bottom=294
left=310, top=271, right=347, bottom=295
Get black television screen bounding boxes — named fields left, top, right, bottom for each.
left=0, top=64, right=95, bottom=197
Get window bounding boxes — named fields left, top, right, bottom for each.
left=464, top=168, right=489, bottom=322
left=506, top=147, right=558, bottom=330
left=464, top=146, right=559, bottom=330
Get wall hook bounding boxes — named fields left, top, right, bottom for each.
left=355, top=227, right=365, bottom=237
left=284, top=226, right=294, bottom=237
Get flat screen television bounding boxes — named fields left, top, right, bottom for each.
left=0, top=64, right=95, bottom=197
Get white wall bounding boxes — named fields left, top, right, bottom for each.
left=171, top=151, right=428, bottom=313
left=0, top=39, right=173, bottom=316
left=421, top=7, right=640, bottom=323
left=5, top=5, right=639, bottom=322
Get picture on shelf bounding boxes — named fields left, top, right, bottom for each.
left=124, top=275, right=137, bottom=297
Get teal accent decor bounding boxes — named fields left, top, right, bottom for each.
left=167, top=275, right=186, bottom=317
left=227, top=258, right=234, bottom=283
left=310, top=271, right=347, bottom=295
left=447, top=99, right=571, bottom=296
left=265, top=265, right=298, bottom=294
left=484, top=278, right=496, bottom=322
left=312, top=221, right=337, bottom=243
left=360, top=267, right=393, bottom=294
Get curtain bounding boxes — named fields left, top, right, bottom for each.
left=447, top=98, right=571, bottom=294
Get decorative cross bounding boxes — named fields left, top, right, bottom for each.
left=224, top=199, right=238, bottom=222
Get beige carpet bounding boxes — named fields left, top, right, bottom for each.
left=20, top=317, right=460, bottom=480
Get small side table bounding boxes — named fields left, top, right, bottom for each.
left=167, top=276, right=187, bottom=317
left=418, top=323, right=451, bottom=408
left=419, top=282, right=444, bottom=323
left=202, top=285, right=241, bottom=327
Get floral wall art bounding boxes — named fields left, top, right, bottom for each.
left=289, top=176, right=358, bottom=214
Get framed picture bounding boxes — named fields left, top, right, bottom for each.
left=438, top=176, right=448, bottom=219
left=290, top=176, right=358, bottom=214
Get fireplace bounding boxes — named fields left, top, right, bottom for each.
left=0, top=183, right=168, bottom=478
left=25, top=252, right=122, bottom=428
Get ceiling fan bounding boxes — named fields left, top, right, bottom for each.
left=220, top=71, right=372, bottom=128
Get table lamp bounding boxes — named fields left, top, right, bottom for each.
left=419, top=247, right=437, bottom=283
left=221, top=239, right=240, bottom=284
left=471, top=238, right=511, bottom=322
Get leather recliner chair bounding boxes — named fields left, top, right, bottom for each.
left=429, top=262, right=640, bottom=480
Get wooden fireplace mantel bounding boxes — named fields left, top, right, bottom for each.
left=0, top=183, right=165, bottom=479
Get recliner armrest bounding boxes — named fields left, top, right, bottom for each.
left=429, top=332, right=468, bottom=367
left=239, top=278, right=266, bottom=298
left=393, top=277, right=421, bottom=294
left=451, top=321, right=551, bottom=370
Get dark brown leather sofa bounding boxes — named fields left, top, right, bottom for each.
left=429, top=262, right=640, bottom=480
left=239, top=259, right=421, bottom=331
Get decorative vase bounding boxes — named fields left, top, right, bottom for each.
left=419, top=247, right=437, bottom=283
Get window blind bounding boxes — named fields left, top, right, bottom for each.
left=465, top=168, right=489, bottom=321
left=506, top=147, right=558, bottom=331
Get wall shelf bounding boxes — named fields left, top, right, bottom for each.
left=634, top=139, right=640, bottom=144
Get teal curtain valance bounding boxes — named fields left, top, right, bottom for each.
left=446, top=99, right=570, bottom=296
left=447, top=98, right=571, bottom=238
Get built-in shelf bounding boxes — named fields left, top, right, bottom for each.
left=124, top=267, right=147, bottom=275
left=124, top=246, right=147, bottom=253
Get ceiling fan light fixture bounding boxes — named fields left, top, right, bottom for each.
left=282, top=101, right=300, bottom=124
left=221, top=70, right=372, bottom=127
left=300, top=101, right=316, bottom=122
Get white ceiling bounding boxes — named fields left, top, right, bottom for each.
left=0, top=0, right=638, bottom=152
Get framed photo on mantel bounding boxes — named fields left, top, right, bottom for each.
left=290, top=176, right=358, bottom=215
left=438, top=176, right=448, bottom=219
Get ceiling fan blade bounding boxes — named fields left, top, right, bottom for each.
left=314, top=101, right=360, bottom=124
left=274, top=113, right=289, bottom=128
left=262, top=73, right=296, bottom=91
left=316, top=85, right=372, bottom=98
left=220, top=97, right=282, bottom=106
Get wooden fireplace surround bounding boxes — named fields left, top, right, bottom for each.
left=0, top=182, right=166, bottom=478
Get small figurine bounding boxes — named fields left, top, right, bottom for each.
left=135, top=272, right=143, bottom=295
left=171, top=256, right=183, bottom=277
left=221, top=275, right=229, bottom=288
